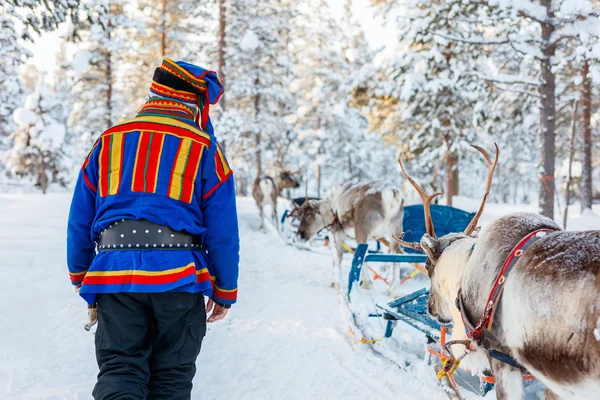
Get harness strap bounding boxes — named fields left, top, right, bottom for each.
left=488, top=349, right=527, bottom=370
left=457, top=229, right=554, bottom=342
left=316, top=211, right=342, bottom=235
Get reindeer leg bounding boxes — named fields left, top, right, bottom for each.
left=355, top=230, right=372, bottom=289
left=258, top=205, right=265, bottom=232
left=272, top=198, right=279, bottom=231
left=330, top=231, right=344, bottom=268
left=490, top=359, right=524, bottom=400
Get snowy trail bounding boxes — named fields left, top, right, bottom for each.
left=0, top=194, right=445, bottom=400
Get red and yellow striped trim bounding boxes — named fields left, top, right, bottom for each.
left=213, top=285, right=238, bottom=301
left=98, top=133, right=125, bottom=197
left=69, top=270, right=88, bottom=284
left=131, top=131, right=165, bottom=193
left=149, top=81, right=198, bottom=104
left=196, top=268, right=211, bottom=283
left=139, top=99, right=195, bottom=121
left=104, top=116, right=211, bottom=143
left=83, top=263, right=196, bottom=285
left=214, top=144, right=232, bottom=181
left=160, top=58, right=208, bottom=92
left=168, top=139, right=204, bottom=203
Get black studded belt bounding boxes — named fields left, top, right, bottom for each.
left=97, top=219, right=203, bottom=251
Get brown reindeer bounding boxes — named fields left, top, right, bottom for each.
left=292, top=181, right=405, bottom=294
left=252, top=168, right=301, bottom=231
left=396, top=144, right=600, bottom=399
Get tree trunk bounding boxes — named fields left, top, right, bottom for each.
left=105, top=16, right=113, bottom=128
left=254, top=77, right=262, bottom=177
left=38, top=150, right=48, bottom=194
left=316, top=116, right=323, bottom=197
left=217, top=0, right=226, bottom=111
left=538, top=4, right=556, bottom=219
left=316, top=161, right=321, bottom=198
left=581, top=60, right=593, bottom=210
left=160, top=0, right=167, bottom=57
left=452, top=157, right=459, bottom=197
left=446, top=153, right=455, bottom=207
left=564, top=101, right=578, bottom=229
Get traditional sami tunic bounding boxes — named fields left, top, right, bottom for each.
left=66, top=60, right=239, bottom=306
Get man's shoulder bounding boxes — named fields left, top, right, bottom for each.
left=102, top=116, right=212, bottom=145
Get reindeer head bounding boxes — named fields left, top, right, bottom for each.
left=290, top=199, right=328, bottom=242
left=274, top=161, right=302, bottom=190
left=278, top=169, right=301, bottom=189
left=395, top=144, right=499, bottom=324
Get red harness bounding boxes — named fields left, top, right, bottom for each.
left=456, top=229, right=554, bottom=343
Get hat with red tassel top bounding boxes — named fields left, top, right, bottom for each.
left=150, top=58, right=224, bottom=136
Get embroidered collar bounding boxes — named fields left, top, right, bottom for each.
left=137, top=98, right=196, bottom=122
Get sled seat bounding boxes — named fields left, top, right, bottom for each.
left=375, top=287, right=449, bottom=340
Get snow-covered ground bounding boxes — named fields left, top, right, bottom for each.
left=0, top=194, right=450, bottom=400
left=1, top=194, right=598, bottom=399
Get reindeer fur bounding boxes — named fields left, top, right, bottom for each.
left=253, top=171, right=300, bottom=231
left=423, top=212, right=600, bottom=399
left=294, top=181, right=405, bottom=294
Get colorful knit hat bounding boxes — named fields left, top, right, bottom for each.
left=150, top=58, right=224, bottom=136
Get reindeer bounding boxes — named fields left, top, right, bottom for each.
left=252, top=166, right=301, bottom=231
left=291, top=181, right=405, bottom=295
left=396, top=144, right=600, bottom=399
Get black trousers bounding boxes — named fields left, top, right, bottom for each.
left=93, top=292, right=207, bottom=400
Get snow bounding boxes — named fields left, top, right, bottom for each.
left=72, top=50, right=93, bottom=77
left=0, top=195, right=447, bottom=400
left=240, top=30, right=260, bottom=52
left=24, top=93, right=40, bottom=110
left=570, top=209, right=600, bottom=231
left=38, top=122, right=67, bottom=149
left=12, top=107, right=38, bottom=128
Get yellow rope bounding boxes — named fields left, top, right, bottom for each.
left=342, top=242, right=355, bottom=253
left=437, top=359, right=461, bottom=380
left=353, top=337, right=384, bottom=345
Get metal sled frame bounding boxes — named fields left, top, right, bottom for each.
left=346, top=205, right=543, bottom=397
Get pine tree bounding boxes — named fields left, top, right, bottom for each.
left=292, top=0, right=393, bottom=196
left=0, top=15, right=30, bottom=137
left=67, top=0, right=132, bottom=156
left=426, top=0, right=600, bottom=217
left=4, top=0, right=81, bottom=41
left=220, top=0, right=297, bottom=188
left=121, top=0, right=214, bottom=114
left=4, top=73, right=68, bottom=193
left=359, top=0, right=494, bottom=206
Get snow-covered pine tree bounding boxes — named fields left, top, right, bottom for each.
left=120, top=0, right=215, bottom=114
left=362, top=0, right=494, bottom=206
left=0, top=14, right=30, bottom=137
left=4, top=73, right=68, bottom=193
left=292, top=0, right=394, bottom=196
left=220, top=0, right=297, bottom=192
left=4, top=0, right=81, bottom=41
left=430, top=0, right=600, bottom=217
left=67, top=0, right=132, bottom=158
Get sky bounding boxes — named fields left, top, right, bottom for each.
left=24, top=0, right=396, bottom=78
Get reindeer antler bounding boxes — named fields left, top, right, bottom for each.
left=398, top=154, right=443, bottom=238
left=392, top=233, right=423, bottom=252
left=463, top=143, right=500, bottom=237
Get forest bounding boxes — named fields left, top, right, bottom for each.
left=1, top=0, right=599, bottom=221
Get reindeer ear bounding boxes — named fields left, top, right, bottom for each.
left=420, top=234, right=442, bottom=265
